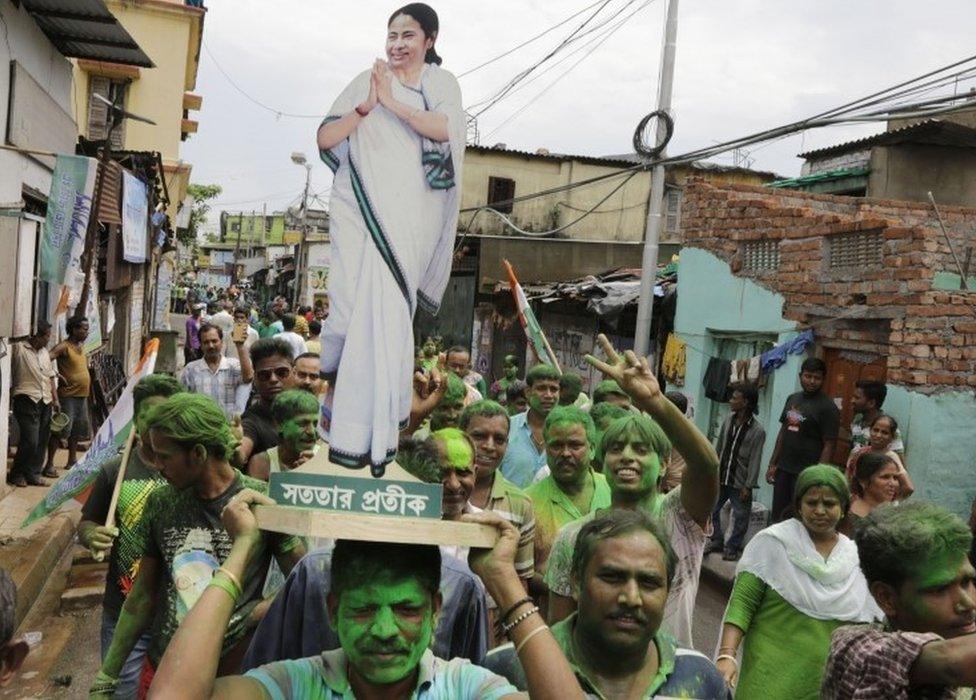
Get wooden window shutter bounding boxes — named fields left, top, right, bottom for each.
left=88, top=76, right=111, bottom=141
left=108, top=82, right=127, bottom=150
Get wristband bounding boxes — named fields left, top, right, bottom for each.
left=715, top=654, right=738, bottom=667
left=502, top=606, right=539, bottom=637
left=208, top=576, right=240, bottom=603
left=500, top=596, right=533, bottom=623
left=515, top=624, right=549, bottom=654
left=215, top=567, right=243, bottom=597
left=355, top=105, right=369, bottom=117
left=90, top=670, right=119, bottom=695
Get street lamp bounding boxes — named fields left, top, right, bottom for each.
left=291, top=152, right=311, bottom=307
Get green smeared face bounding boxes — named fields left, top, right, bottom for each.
left=896, top=550, right=976, bottom=639
left=336, top=579, right=436, bottom=685
left=602, top=425, right=661, bottom=499
left=279, top=412, right=318, bottom=453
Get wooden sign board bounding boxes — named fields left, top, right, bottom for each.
left=259, top=445, right=499, bottom=548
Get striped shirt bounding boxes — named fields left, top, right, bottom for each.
left=179, top=356, right=249, bottom=417
left=484, top=473, right=535, bottom=582
left=246, top=648, right=516, bottom=699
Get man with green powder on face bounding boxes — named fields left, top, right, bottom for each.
left=241, top=431, right=492, bottom=671
left=542, top=335, right=719, bottom=649
left=248, top=390, right=322, bottom=481
left=80, top=374, right=183, bottom=699
left=525, top=405, right=612, bottom=585
left=823, top=501, right=976, bottom=699
left=89, top=394, right=306, bottom=698
left=148, top=492, right=588, bottom=698
left=499, top=364, right=562, bottom=489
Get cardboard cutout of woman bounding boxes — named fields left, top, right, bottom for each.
left=316, top=4, right=465, bottom=477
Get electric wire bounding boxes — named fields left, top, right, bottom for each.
left=468, top=0, right=646, bottom=112
left=481, top=0, right=654, bottom=139
left=468, top=0, right=622, bottom=117
left=456, top=0, right=608, bottom=78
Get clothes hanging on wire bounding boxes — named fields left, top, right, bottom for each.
left=662, top=334, right=686, bottom=386
left=760, top=329, right=815, bottom=373
left=703, top=357, right=732, bottom=401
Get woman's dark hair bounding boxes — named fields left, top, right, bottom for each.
left=389, top=3, right=442, bottom=65
left=870, top=413, right=898, bottom=435
left=852, top=451, right=896, bottom=498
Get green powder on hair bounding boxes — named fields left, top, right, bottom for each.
left=432, top=427, right=474, bottom=471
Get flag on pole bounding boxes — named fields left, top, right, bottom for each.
left=21, top=339, right=160, bottom=527
left=503, top=259, right=558, bottom=368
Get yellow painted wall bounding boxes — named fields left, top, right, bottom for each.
left=461, top=150, right=777, bottom=242
left=461, top=151, right=651, bottom=242
left=72, top=0, right=202, bottom=221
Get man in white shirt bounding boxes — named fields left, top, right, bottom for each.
left=274, top=314, right=307, bottom=360
left=209, top=301, right=235, bottom=341
left=9, top=322, right=59, bottom=486
left=180, top=323, right=254, bottom=417
left=225, top=306, right=259, bottom=359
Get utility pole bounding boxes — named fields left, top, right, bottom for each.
left=291, top=153, right=311, bottom=308
left=633, top=0, right=679, bottom=358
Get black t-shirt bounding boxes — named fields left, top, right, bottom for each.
left=777, top=391, right=840, bottom=474
left=138, top=471, right=300, bottom=665
left=81, top=450, right=165, bottom=614
left=242, top=400, right=278, bottom=457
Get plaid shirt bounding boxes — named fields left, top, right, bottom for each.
left=179, top=357, right=248, bottom=417
left=822, top=623, right=955, bottom=700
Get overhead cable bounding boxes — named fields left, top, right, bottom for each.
left=456, top=0, right=608, bottom=78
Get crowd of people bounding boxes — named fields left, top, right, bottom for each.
left=4, top=298, right=976, bottom=698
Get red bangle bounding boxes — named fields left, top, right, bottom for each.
left=355, top=105, right=369, bottom=117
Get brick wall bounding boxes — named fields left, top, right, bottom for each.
left=681, top=180, right=976, bottom=392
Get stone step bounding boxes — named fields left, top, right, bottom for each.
left=59, top=560, right=108, bottom=612
left=60, top=584, right=105, bottom=613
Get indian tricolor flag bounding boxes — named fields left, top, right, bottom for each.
left=503, top=260, right=558, bottom=369
left=22, top=339, right=160, bottom=527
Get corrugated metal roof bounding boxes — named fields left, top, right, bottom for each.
left=467, top=144, right=638, bottom=168
left=22, top=0, right=154, bottom=68
left=767, top=167, right=871, bottom=189
left=799, top=119, right=976, bottom=159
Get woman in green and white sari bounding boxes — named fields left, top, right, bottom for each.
left=316, top=3, right=465, bottom=475
left=715, top=465, right=882, bottom=698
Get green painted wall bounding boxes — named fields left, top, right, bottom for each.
left=676, top=247, right=976, bottom=517
left=882, top=386, right=976, bottom=517
left=223, top=214, right=286, bottom=245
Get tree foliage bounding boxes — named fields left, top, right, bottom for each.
left=179, top=183, right=222, bottom=245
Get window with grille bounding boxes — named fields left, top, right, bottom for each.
left=742, top=240, right=780, bottom=271
left=487, top=177, right=516, bottom=214
left=665, top=188, right=682, bottom=235
left=828, top=230, right=883, bottom=269
left=87, top=76, right=128, bottom=149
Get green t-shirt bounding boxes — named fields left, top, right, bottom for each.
left=140, top=471, right=301, bottom=665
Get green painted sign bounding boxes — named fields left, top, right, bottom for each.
left=269, top=471, right=442, bottom=519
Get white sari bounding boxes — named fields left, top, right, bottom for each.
left=318, top=63, right=465, bottom=475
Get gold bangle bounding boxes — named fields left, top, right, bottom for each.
left=214, top=567, right=243, bottom=597
left=515, top=624, right=549, bottom=654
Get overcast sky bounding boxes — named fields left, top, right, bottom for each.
left=183, top=0, right=976, bottom=231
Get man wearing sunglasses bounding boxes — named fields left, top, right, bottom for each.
left=238, top=339, right=294, bottom=470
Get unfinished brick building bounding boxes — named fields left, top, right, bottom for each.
left=674, top=179, right=976, bottom=516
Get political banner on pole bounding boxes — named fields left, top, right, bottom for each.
left=39, top=155, right=98, bottom=286
left=122, top=170, right=148, bottom=263
left=22, top=339, right=160, bottom=527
